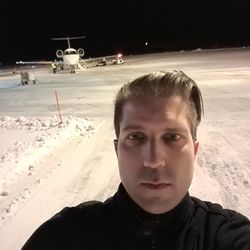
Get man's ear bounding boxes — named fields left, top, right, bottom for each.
left=194, top=141, right=199, bottom=156
left=114, top=139, right=118, bottom=155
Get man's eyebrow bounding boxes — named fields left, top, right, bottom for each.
left=121, top=125, right=189, bottom=133
left=121, top=125, right=145, bottom=132
left=163, top=128, right=189, bottom=133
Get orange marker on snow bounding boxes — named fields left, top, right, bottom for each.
left=55, top=90, right=62, bottom=124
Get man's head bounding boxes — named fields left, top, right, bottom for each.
left=113, top=71, right=204, bottom=214
left=114, top=71, right=203, bottom=140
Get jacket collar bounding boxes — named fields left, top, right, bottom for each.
left=115, top=183, right=194, bottom=233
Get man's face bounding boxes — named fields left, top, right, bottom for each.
left=114, top=96, right=199, bottom=214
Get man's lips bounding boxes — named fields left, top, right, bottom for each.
left=141, top=182, right=170, bottom=189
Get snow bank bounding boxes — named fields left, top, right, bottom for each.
left=0, top=116, right=95, bottom=196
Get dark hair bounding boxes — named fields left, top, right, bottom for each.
left=114, top=70, right=204, bottom=139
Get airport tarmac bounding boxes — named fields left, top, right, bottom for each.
left=0, top=48, right=250, bottom=249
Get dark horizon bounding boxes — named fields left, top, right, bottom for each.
left=1, top=0, right=250, bottom=64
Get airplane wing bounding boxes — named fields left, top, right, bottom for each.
left=15, top=60, right=57, bottom=73
left=80, top=54, right=124, bottom=67
left=16, top=61, right=53, bottom=65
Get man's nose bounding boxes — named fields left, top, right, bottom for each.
left=143, top=139, right=166, bottom=168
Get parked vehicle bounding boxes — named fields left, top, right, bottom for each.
left=20, top=72, right=36, bottom=85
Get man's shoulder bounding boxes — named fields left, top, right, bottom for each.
left=44, top=197, right=114, bottom=228
left=54, top=200, right=105, bottom=220
left=22, top=198, right=113, bottom=249
left=190, top=196, right=249, bottom=221
left=189, top=196, right=250, bottom=249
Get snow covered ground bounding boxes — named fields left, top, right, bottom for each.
left=0, top=47, right=250, bottom=249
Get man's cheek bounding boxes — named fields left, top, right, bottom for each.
left=118, top=141, right=135, bottom=154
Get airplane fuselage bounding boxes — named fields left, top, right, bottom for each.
left=63, top=48, right=79, bottom=66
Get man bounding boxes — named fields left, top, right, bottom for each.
left=51, top=61, right=57, bottom=74
left=22, top=71, right=250, bottom=249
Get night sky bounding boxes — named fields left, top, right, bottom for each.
left=1, top=0, right=250, bottom=64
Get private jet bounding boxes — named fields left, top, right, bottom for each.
left=51, top=36, right=85, bottom=73
left=16, top=36, right=124, bottom=74
left=16, top=36, right=85, bottom=74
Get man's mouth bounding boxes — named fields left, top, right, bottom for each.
left=141, top=182, right=170, bottom=189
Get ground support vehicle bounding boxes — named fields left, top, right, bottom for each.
left=20, top=72, right=36, bottom=85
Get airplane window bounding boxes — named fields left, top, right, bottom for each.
left=65, top=51, right=77, bottom=55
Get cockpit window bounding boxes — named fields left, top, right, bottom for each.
left=64, top=50, right=77, bottom=55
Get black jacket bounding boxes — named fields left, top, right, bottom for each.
left=22, top=184, right=250, bottom=250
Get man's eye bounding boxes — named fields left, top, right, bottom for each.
left=127, top=133, right=145, bottom=141
left=164, top=133, right=182, bottom=142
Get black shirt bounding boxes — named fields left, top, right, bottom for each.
left=22, top=184, right=250, bottom=250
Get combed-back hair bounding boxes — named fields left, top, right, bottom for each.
left=114, top=70, right=204, bottom=139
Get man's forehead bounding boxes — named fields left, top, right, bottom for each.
left=120, top=96, right=190, bottom=130
left=122, top=95, right=187, bottom=114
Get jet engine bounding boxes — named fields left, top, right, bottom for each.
left=56, top=50, right=64, bottom=58
left=77, top=48, right=85, bottom=57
